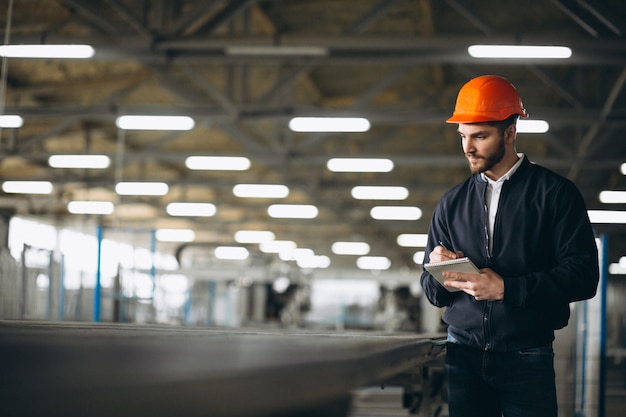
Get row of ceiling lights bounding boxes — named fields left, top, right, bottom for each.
left=0, top=42, right=608, bottom=272
left=168, top=230, right=430, bottom=271
left=0, top=44, right=574, bottom=59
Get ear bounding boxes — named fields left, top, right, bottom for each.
left=505, top=124, right=516, bottom=143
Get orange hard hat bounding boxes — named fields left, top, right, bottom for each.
left=446, top=75, right=528, bottom=123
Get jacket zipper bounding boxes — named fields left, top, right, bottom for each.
left=482, top=184, right=492, bottom=351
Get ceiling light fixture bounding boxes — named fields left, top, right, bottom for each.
left=259, top=240, right=297, bottom=254
left=185, top=156, right=251, bottom=171
left=331, top=241, right=370, bottom=255
left=67, top=201, right=115, bottom=215
left=268, top=204, right=318, bottom=219
left=166, top=202, right=216, bottom=217
left=155, top=229, right=195, bottom=242
left=233, top=184, right=289, bottom=198
left=2, top=181, right=53, bottom=194
left=281, top=247, right=315, bottom=262
left=225, top=45, right=328, bottom=56
left=288, top=117, right=371, bottom=132
left=468, top=45, right=572, bottom=59
left=49, top=154, right=111, bottom=169
left=297, top=255, right=331, bottom=269
left=327, top=158, right=394, bottom=173
left=214, top=246, right=250, bottom=260
left=0, top=44, right=95, bottom=59
left=115, top=182, right=169, bottom=196
left=0, top=115, right=23, bottom=128
left=351, top=186, right=409, bottom=200
left=413, top=251, right=425, bottom=265
left=608, top=262, right=626, bottom=275
left=116, top=115, right=195, bottom=131
left=516, top=119, right=549, bottom=133
left=234, top=230, right=276, bottom=244
left=356, top=256, right=391, bottom=271
left=397, top=233, right=429, bottom=247
left=599, top=191, right=626, bottom=204
left=587, top=210, right=626, bottom=224
left=370, top=206, right=422, bottom=220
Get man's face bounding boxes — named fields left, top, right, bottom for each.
left=457, top=123, right=506, bottom=175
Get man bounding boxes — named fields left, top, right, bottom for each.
left=420, top=75, right=599, bottom=417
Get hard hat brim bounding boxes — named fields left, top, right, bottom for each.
left=446, top=111, right=528, bottom=124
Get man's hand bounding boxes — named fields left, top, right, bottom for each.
left=442, top=268, right=504, bottom=301
left=429, top=244, right=464, bottom=263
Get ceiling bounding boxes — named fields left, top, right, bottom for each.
left=1, top=0, right=626, bottom=273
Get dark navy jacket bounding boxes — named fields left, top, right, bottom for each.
left=420, top=155, right=599, bottom=352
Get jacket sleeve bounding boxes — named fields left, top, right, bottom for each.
left=503, top=180, right=599, bottom=307
left=420, top=199, right=459, bottom=307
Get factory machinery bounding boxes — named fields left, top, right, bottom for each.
left=0, top=320, right=446, bottom=417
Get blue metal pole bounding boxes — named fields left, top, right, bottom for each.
left=598, top=235, right=608, bottom=417
left=94, top=225, right=103, bottom=322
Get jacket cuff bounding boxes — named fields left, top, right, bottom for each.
left=503, top=275, right=526, bottom=306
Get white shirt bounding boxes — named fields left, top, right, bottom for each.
left=480, top=153, right=524, bottom=254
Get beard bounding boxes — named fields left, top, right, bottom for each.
left=466, top=137, right=506, bottom=174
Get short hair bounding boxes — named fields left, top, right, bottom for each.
left=486, top=114, right=519, bottom=136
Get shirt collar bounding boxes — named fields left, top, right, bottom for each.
left=481, top=153, right=525, bottom=184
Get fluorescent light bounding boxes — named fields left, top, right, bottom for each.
left=155, top=229, right=195, bottom=242
left=370, top=206, right=422, bottom=220
left=0, top=44, right=95, bottom=59
left=0, top=115, right=23, bottom=128
left=234, top=230, right=275, bottom=244
left=259, top=240, right=297, bottom=254
left=609, top=263, right=626, bottom=275
left=356, top=256, right=391, bottom=270
left=397, top=233, right=428, bottom=247
left=331, top=241, right=370, bottom=255
left=166, top=202, right=216, bottom=217
left=67, top=201, right=115, bottom=215
left=116, top=115, right=194, bottom=131
left=289, top=117, right=370, bottom=132
left=2, top=181, right=52, bottom=194
left=281, top=247, right=315, bottom=262
left=115, top=182, right=169, bottom=196
left=233, top=184, right=289, bottom=198
left=215, top=246, right=249, bottom=260
left=468, top=45, right=572, bottom=59
left=599, top=191, right=626, bottom=204
left=413, top=251, right=425, bottom=264
left=226, top=45, right=328, bottom=56
left=185, top=156, right=251, bottom=171
left=49, top=154, right=110, bottom=169
left=516, top=119, right=549, bottom=133
left=587, top=210, right=626, bottom=224
left=351, top=186, right=408, bottom=200
left=268, top=204, right=318, bottom=219
left=297, top=255, right=331, bottom=269
left=621, top=163, right=626, bottom=175
left=327, top=158, right=394, bottom=173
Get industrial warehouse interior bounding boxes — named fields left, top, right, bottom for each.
left=0, top=0, right=626, bottom=416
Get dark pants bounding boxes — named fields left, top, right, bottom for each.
left=445, top=341, right=557, bottom=417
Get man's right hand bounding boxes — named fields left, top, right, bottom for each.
left=429, top=245, right=465, bottom=263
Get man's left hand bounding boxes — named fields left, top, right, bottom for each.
left=443, top=268, right=504, bottom=301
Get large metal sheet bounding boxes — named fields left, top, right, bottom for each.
left=0, top=321, right=445, bottom=417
